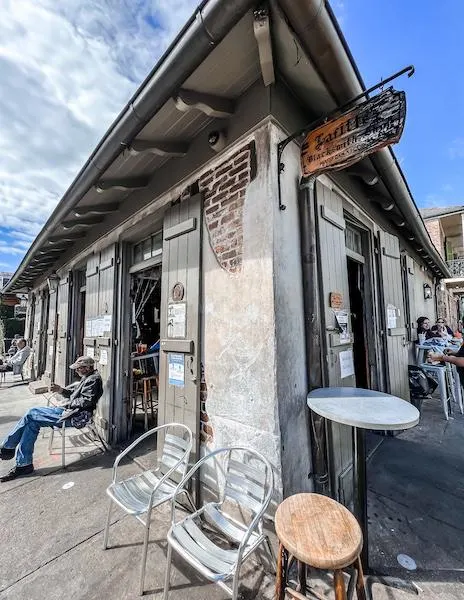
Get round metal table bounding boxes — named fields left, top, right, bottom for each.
left=307, top=387, right=419, bottom=568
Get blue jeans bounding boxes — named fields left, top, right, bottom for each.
left=2, top=406, right=72, bottom=467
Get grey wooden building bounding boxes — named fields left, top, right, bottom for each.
left=5, top=0, right=449, bottom=500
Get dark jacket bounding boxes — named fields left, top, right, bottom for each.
left=58, top=371, right=103, bottom=427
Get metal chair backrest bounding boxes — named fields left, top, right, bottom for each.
left=223, top=449, right=269, bottom=519
left=157, top=424, right=192, bottom=484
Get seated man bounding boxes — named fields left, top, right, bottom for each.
left=0, top=356, right=103, bottom=482
left=0, top=338, right=31, bottom=374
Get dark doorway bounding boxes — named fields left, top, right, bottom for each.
left=347, top=257, right=369, bottom=388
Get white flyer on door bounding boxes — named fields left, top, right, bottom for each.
left=99, top=350, right=108, bottom=366
left=339, top=349, right=354, bottom=379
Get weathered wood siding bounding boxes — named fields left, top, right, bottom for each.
left=379, top=231, right=409, bottom=400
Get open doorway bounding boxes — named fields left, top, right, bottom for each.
left=129, top=264, right=161, bottom=434
left=347, top=257, right=369, bottom=388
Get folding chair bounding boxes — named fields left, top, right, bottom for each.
left=103, top=423, right=194, bottom=595
left=163, top=446, right=275, bottom=600
left=46, top=390, right=107, bottom=468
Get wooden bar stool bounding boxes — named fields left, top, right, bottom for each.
left=275, top=493, right=366, bottom=600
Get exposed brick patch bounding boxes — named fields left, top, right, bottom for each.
left=199, top=363, right=212, bottom=445
left=199, top=141, right=256, bottom=273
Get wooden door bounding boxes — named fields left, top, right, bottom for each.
left=315, top=182, right=355, bottom=504
left=84, top=244, right=118, bottom=441
left=158, top=194, right=202, bottom=465
left=55, top=273, right=71, bottom=386
left=378, top=231, right=409, bottom=400
left=44, top=289, right=57, bottom=380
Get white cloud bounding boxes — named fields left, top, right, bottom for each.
left=0, top=0, right=198, bottom=263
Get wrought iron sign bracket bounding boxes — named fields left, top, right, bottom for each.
left=277, top=65, right=415, bottom=211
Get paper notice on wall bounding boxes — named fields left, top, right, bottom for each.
left=85, top=320, right=93, bottom=338
left=387, top=305, right=397, bottom=329
left=168, top=303, right=186, bottom=338
left=102, top=315, right=112, bottom=334
left=334, top=310, right=350, bottom=342
left=340, top=349, right=355, bottom=379
left=86, top=347, right=95, bottom=359
left=99, top=349, right=108, bottom=366
left=168, top=353, right=185, bottom=387
left=48, top=345, right=53, bottom=357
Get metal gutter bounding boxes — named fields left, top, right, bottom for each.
left=277, top=0, right=450, bottom=278
left=5, top=0, right=257, bottom=293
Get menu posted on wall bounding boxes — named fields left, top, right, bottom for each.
left=301, top=88, right=406, bottom=180
left=168, top=353, right=185, bottom=387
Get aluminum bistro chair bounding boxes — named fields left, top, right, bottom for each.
left=163, top=446, right=275, bottom=600
left=103, top=423, right=194, bottom=595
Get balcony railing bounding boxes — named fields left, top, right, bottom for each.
left=447, top=259, right=464, bottom=277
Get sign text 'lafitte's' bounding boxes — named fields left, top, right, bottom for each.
left=301, top=88, right=406, bottom=179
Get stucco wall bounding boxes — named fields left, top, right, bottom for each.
left=269, top=123, right=312, bottom=496
left=200, top=125, right=283, bottom=496
left=414, top=265, right=436, bottom=327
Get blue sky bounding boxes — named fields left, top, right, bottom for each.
left=0, top=0, right=462, bottom=273
left=335, top=0, right=464, bottom=209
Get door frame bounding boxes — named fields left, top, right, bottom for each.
left=344, top=216, right=380, bottom=391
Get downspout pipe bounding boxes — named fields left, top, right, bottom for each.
left=6, top=0, right=257, bottom=293
left=277, top=0, right=450, bottom=279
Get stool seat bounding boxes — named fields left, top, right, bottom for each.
left=275, top=493, right=362, bottom=570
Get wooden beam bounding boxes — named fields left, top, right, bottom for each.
left=48, top=235, right=82, bottom=245
left=62, top=216, right=104, bottom=230
left=74, top=202, right=120, bottom=217
left=253, top=8, right=275, bottom=86
left=128, top=140, right=189, bottom=157
left=95, top=177, right=150, bottom=193
left=174, top=89, right=234, bottom=118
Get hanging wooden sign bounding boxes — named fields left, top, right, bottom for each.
left=301, top=88, right=406, bottom=179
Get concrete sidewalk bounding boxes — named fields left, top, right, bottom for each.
left=1, top=375, right=463, bottom=599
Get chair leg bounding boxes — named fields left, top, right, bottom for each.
left=258, top=536, right=277, bottom=575
left=140, top=515, right=152, bottom=595
left=334, top=570, right=347, bottom=600
left=162, top=543, right=173, bottom=600
left=61, top=423, right=66, bottom=469
left=354, top=556, right=367, bottom=600
left=231, top=564, right=241, bottom=600
left=48, top=427, right=55, bottom=454
left=103, top=499, right=113, bottom=550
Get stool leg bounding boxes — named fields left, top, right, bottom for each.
left=297, top=561, right=307, bottom=595
left=143, top=380, right=148, bottom=431
left=275, top=543, right=286, bottom=600
left=354, top=556, right=367, bottom=600
left=149, top=380, right=155, bottom=421
left=334, top=570, right=347, bottom=600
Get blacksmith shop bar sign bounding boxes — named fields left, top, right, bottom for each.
left=276, top=65, right=414, bottom=210
left=300, top=88, right=406, bottom=180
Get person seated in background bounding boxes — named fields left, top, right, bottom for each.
left=7, top=340, right=17, bottom=357
left=436, top=318, right=453, bottom=337
left=429, top=323, right=449, bottom=340
left=0, top=356, right=103, bottom=481
left=0, top=339, right=31, bottom=374
left=417, top=317, right=434, bottom=339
